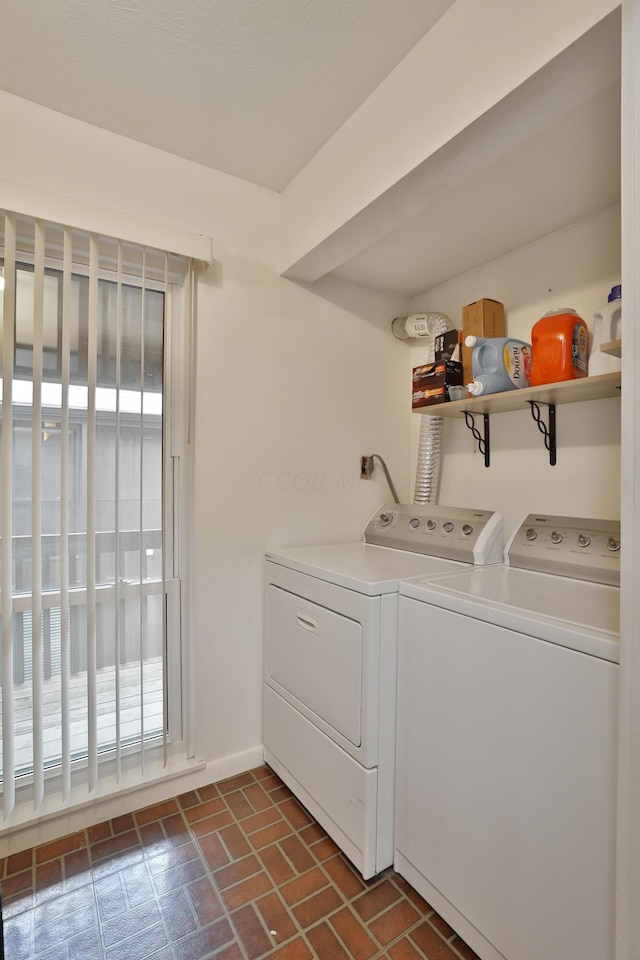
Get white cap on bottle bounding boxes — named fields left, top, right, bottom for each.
left=467, top=380, right=485, bottom=396
left=465, top=335, right=478, bottom=347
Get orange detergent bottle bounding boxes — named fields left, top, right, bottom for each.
left=530, top=308, right=589, bottom=386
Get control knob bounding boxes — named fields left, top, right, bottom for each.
left=550, top=531, right=563, bottom=544
left=461, top=523, right=474, bottom=536
left=525, top=528, right=537, bottom=541
left=409, top=518, right=420, bottom=529
left=607, top=538, right=621, bottom=552
left=443, top=522, right=455, bottom=533
left=577, top=534, right=591, bottom=548
left=378, top=513, right=393, bottom=527
left=426, top=520, right=437, bottom=531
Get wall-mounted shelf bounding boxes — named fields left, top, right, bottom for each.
left=415, top=372, right=621, bottom=467
left=600, top=339, right=622, bottom=358
left=416, top=372, right=621, bottom=418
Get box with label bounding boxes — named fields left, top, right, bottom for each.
left=462, top=299, right=505, bottom=384
left=412, top=360, right=464, bottom=409
left=434, top=329, right=462, bottom=362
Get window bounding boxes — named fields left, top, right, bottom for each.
left=0, top=213, right=193, bottom=816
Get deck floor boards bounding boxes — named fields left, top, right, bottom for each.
left=1, top=656, right=164, bottom=774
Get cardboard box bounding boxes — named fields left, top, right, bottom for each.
left=412, top=360, right=464, bottom=409
left=462, top=299, right=505, bottom=384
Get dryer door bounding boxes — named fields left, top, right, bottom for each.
left=266, top=584, right=362, bottom=746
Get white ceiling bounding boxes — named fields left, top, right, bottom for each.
left=2, top=3, right=622, bottom=298
left=331, top=45, right=621, bottom=296
left=0, top=0, right=456, bottom=192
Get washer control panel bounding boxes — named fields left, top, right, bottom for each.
left=364, top=503, right=504, bottom=565
left=507, top=514, right=621, bottom=585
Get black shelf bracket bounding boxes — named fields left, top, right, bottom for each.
left=463, top=411, right=490, bottom=467
left=528, top=401, right=557, bottom=465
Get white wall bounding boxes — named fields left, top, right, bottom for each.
left=0, top=91, right=411, bottom=783
left=194, top=266, right=410, bottom=763
left=409, top=204, right=622, bottom=537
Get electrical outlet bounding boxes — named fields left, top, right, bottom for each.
left=361, top=455, right=374, bottom=479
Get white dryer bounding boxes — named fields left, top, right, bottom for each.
left=263, top=503, right=503, bottom=879
left=395, top=514, right=621, bottom=960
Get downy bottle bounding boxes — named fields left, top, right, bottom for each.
left=465, top=335, right=532, bottom=397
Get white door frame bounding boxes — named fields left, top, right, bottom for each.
left=616, top=1, right=640, bottom=956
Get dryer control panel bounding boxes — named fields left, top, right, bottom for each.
left=506, top=514, right=620, bottom=585
left=364, top=503, right=504, bottom=565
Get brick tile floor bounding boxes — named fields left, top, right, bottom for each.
left=0, top=766, right=479, bottom=960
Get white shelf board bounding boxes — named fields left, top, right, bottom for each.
left=600, top=339, right=622, bottom=358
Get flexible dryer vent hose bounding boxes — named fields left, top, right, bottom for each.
left=413, top=313, right=455, bottom=505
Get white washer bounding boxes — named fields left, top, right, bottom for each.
left=395, top=514, right=621, bottom=960
left=263, top=503, right=503, bottom=879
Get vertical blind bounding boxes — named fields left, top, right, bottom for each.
left=0, top=210, right=188, bottom=818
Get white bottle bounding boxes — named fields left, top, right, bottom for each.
left=590, top=285, right=621, bottom=376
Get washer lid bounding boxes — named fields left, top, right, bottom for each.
left=400, top=565, right=620, bottom=662
left=265, top=542, right=468, bottom=595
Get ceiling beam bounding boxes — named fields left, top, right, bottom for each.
left=279, top=0, right=620, bottom=284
